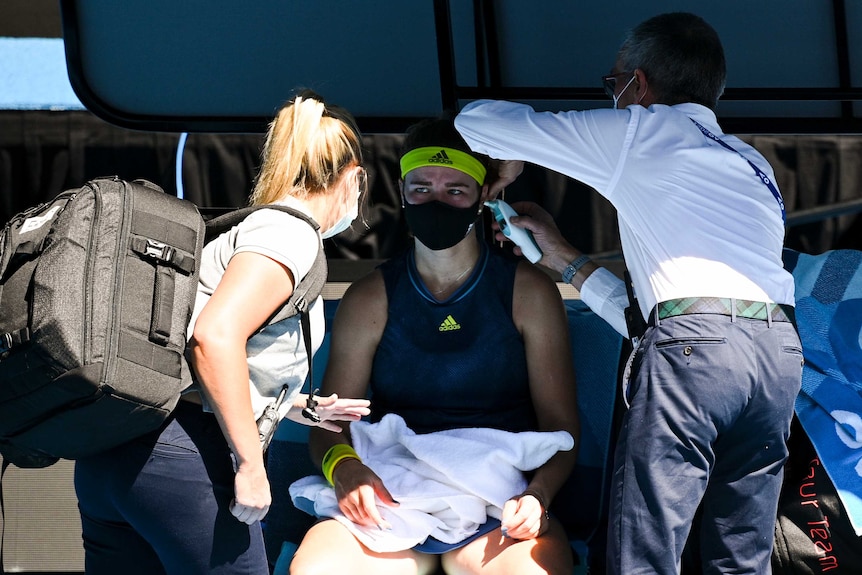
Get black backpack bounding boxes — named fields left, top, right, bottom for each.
left=0, top=176, right=325, bottom=470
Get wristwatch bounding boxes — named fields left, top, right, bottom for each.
left=561, top=255, right=592, bottom=284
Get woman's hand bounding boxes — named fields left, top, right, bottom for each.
left=230, top=461, right=271, bottom=525
left=286, top=393, right=370, bottom=432
left=500, top=492, right=549, bottom=540
left=332, top=458, right=398, bottom=529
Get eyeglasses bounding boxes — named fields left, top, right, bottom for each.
left=601, top=72, right=633, bottom=99
left=357, top=166, right=368, bottom=197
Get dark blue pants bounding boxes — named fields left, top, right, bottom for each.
left=607, top=314, right=803, bottom=575
left=74, top=401, right=269, bottom=575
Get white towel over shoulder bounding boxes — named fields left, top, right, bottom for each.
left=289, top=414, right=574, bottom=552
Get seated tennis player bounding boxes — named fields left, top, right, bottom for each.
left=287, top=113, right=580, bottom=575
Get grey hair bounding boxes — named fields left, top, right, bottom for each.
left=617, top=12, right=726, bottom=109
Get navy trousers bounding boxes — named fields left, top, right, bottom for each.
left=607, top=313, right=803, bottom=575
left=74, top=401, right=269, bottom=575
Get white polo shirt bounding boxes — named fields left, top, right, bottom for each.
left=455, top=100, right=795, bottom=330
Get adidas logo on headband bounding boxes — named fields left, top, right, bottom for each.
left=399, top=146, right=487, bottom=184
left=427, top=150, right=453, bottom=165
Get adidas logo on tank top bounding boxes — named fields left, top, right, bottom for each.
left=439, top=314, right=461, bottom=331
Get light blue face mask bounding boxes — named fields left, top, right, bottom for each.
left=321, top=167, right=364, bottom=239
left=320, top=202, right=358, bottom=239
left=613, top=74, right=637, bottom=110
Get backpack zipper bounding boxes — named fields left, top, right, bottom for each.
left=83, top=183, right=101, bottom=362
left=104, top=179, right=132, bottom=384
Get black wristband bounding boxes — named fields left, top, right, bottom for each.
left=520, top=489, right=550, bottom=521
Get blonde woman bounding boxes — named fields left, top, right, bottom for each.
left=74, top=91, right=370, bottom=575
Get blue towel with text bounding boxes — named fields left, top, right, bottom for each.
left=784, top=248, right=862, bottom=536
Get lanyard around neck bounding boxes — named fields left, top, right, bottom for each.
left=690, top=119, right=786, bottom=223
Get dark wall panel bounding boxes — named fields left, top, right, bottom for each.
left=0, top=0, right=62, bottom=37
left=1, top=110, right=861, bottom=263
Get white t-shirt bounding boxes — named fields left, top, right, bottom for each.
left=455, top=100, right=795, bottom=324
left=187, top=200, right=325, bottom=420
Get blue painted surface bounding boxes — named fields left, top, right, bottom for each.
left=0, top=37, right=84, bottom=110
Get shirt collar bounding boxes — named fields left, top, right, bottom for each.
left=672, top=102, right=721, bottom=132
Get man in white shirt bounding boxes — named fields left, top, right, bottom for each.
left=455, top=11, right=803, bottom=575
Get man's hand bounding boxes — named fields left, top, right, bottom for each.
left=496, top=201, right=578, bottom=273
left=483, top=160, right=524, bottom=200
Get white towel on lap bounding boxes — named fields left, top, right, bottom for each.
left=289, top=413, right=574, bottom=552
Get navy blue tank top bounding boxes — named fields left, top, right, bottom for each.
left=370, top=240, right=535, bottom=434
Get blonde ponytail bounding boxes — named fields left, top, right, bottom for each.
left=250, top=91, right=362, bottom=206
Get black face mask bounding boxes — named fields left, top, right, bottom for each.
left=403, top=199, right=481, bottom=251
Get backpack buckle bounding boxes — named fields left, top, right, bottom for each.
left=0, top=332, right=12, bottom=357
left=0, top=328, right=30, bottom=358
left=144, top=239, right=175, bottom=263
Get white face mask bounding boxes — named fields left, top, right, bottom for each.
left=320, top=201, right=358, bottom=239
left=613, top=74, right=637, bottom=110
left=320, top=167, right=363, bottom=239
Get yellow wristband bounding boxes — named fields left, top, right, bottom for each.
left=321, top=444, right=361, bottom=486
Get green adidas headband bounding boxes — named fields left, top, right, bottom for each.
left=399, top=146, right=487, bottom=185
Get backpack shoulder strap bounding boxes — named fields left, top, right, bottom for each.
left=266, top=244, right=327, bottom=326
left=204, top=204, right=320, bottom=243
left=204, top=205, right=327, bottom=329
